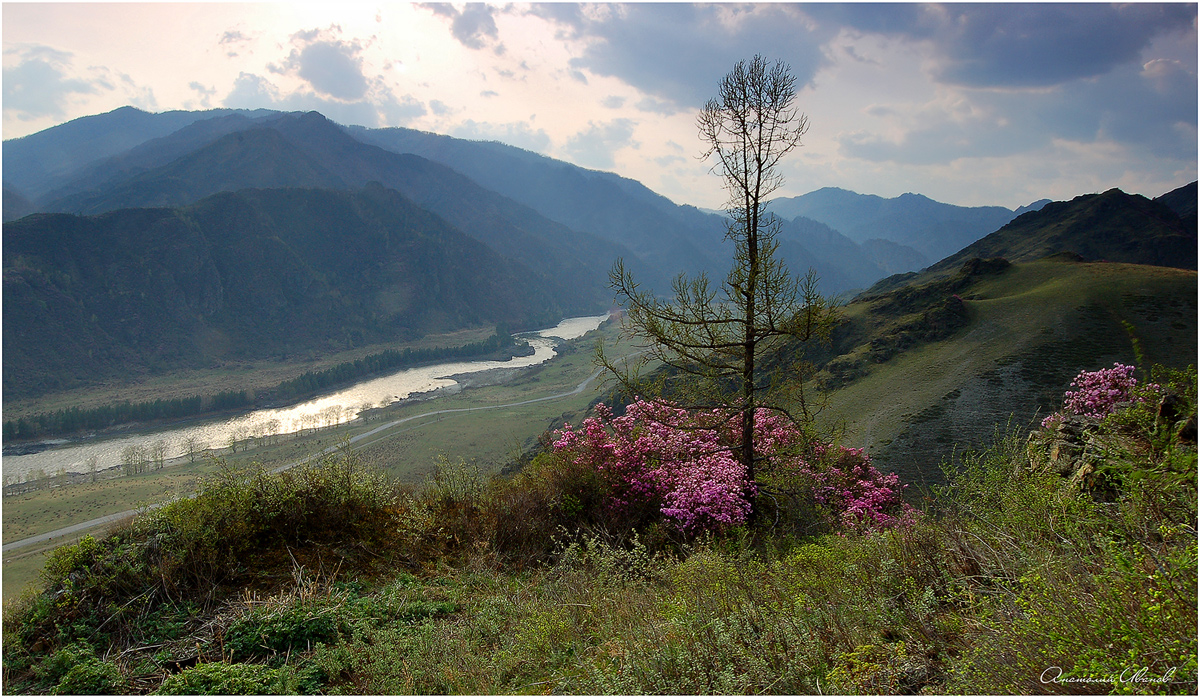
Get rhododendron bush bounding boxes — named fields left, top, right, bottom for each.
left=1041, top=363, right=1158, bottom=428
left=551, top=399, right=914, bottom=534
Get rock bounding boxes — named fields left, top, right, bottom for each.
left=1026, top=414, right=1113, bottom=498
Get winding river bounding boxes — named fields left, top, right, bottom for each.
left=2, top=314, right=610, bottom=482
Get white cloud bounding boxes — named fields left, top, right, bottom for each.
left=563, top=118, right=638, bottom=169
left=2, top=45, right=110, bottom=121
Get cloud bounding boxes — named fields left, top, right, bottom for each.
left=563, top=118, right=638, bottom=169
left=222, top=72, right=425, bottom=128
left=426, top=3, right=503, bottom=52
left=270, top=29, right=369, bottom=101
left=189, top=81, right=217, bottom=109
left=530, top=3, right=829, bottom=109
left=2, top=45, right=110, bottom=121
left=837, top=53, right=1197, bottom=169
left=450, top=119, right=552, bottom=152
left=809, top=3, right=1197, bottom=88
left=219, top=29, right=252, bottom=57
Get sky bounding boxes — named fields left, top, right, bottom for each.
left=2, top=2, right=1197, bottom=210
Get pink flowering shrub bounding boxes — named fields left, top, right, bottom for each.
left=551, top=399, right=914, bottom=535
left=803, top=444, right=916, bottom=532
left=1042, top=363, right=1157, bottom=428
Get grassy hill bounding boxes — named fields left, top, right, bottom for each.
left=927, top=186, right=1197, bottom=275
left=812, top=258, right=1197, bottom=486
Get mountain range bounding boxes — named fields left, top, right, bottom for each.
left=4, top=184, right=579, bottom=397
left=4, top=106, right=1055, bottom=297
left=4, top=106, right=1196, bottom=406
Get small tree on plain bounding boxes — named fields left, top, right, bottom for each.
left=602, top=55, right=838, bottom=515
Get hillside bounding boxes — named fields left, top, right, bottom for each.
left=811, top=258, right=1197, bottom=485
left=350, top=125, right=905, bottom=294
left=3, top=361, right=1194, bottom=694
left=1, top=106, right=273, bottom=200
left=926, top=185, right=1198, bottom=275
left=3, top=184, right=580, bottom=399
left=34, top=111, right=632, bottom=305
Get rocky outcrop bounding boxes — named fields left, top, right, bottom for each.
left=1025, top=413, right=1115, bottom=500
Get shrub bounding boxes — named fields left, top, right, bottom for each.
left=550, top=399, right=914, bottom=535
left=225, top=600, right=345, bottom=661
left=3, top=448, right=402, bottom=687
left=51, top=653, right=125, bottom=696
left=155, top=662, right=286, bottom=695
left=1043, top=362, right=1152, bottom=427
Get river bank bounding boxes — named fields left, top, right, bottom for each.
left=2, top=315, right=610, bottom=483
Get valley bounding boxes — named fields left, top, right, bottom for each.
left=3, top=7, right=1195, bottom=691
left=2, top=317, right=643, bottom=598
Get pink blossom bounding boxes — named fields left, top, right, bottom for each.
left=550, top=399, right=916, bottom=534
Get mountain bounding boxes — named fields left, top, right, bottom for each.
left=770, top=215, right=898, bottom=293
left=926, top=185, right=1198, bottom=275
left=3, top=185, right=573, bottom=399
left=767, top=187, right=1021, bottom=263
left=1014, top=198, right=1053, bottom=217
left=36, top=111, right=635, bottom=308
left=2, top=185, right=36, bottom=222
left=1156, top=180, right=1197, bottom=231
left=1, top=106, right=274, bottom=200
left=791, top=181, right=1199, bottom=484
left=20, top=108, right=902, bottom=295
left=346, top=126, right=728, bottom=281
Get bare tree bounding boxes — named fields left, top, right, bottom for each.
left=603, top=55, right=838, bottom=512
left=150, top=440, right=167, bottom=470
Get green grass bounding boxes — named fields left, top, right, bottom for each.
left=818, top=260, right=1197, bottom=486
left=5, top=378, right=1194, bottom=694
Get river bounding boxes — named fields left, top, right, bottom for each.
left=2, top=314, right=610, bottom=482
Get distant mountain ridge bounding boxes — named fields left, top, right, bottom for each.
left=927, top=185, right=1198, bottom=275
left=767, top=187, right=1035, bottom=265
left=5, top=106, right=1195, bottom=301
left=3, top=107, right=913, bottom=295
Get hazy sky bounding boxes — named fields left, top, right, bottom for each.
left=3, top=2, right=1197, bottom=209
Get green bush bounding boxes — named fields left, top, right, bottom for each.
left=155, top=662, right=285, bottom=695
left=226, top=602, right=345, bottom=661
left=52, top=655, right=125, bottom=695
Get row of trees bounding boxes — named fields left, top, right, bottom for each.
left=273, top=329, right=525, bottom=400
left=3, top=391, right=251, bottom=441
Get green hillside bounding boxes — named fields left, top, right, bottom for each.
left=928, top=186, right=1197, bottom=274
left=814, top=258, right=1197, bottom=485
left=3, top=362, right=1194, bottom=694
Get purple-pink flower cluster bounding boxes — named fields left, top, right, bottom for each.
left=552, top=399, right=914, bottom=534
left=801, top=444, right=916, bottom=532
left=1041, top=363, right=1154, bottom=428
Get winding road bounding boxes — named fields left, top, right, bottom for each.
left=3, top=364, right=616, bottom=554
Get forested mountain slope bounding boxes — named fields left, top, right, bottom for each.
left=3, top=185, right=574, bottom=398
